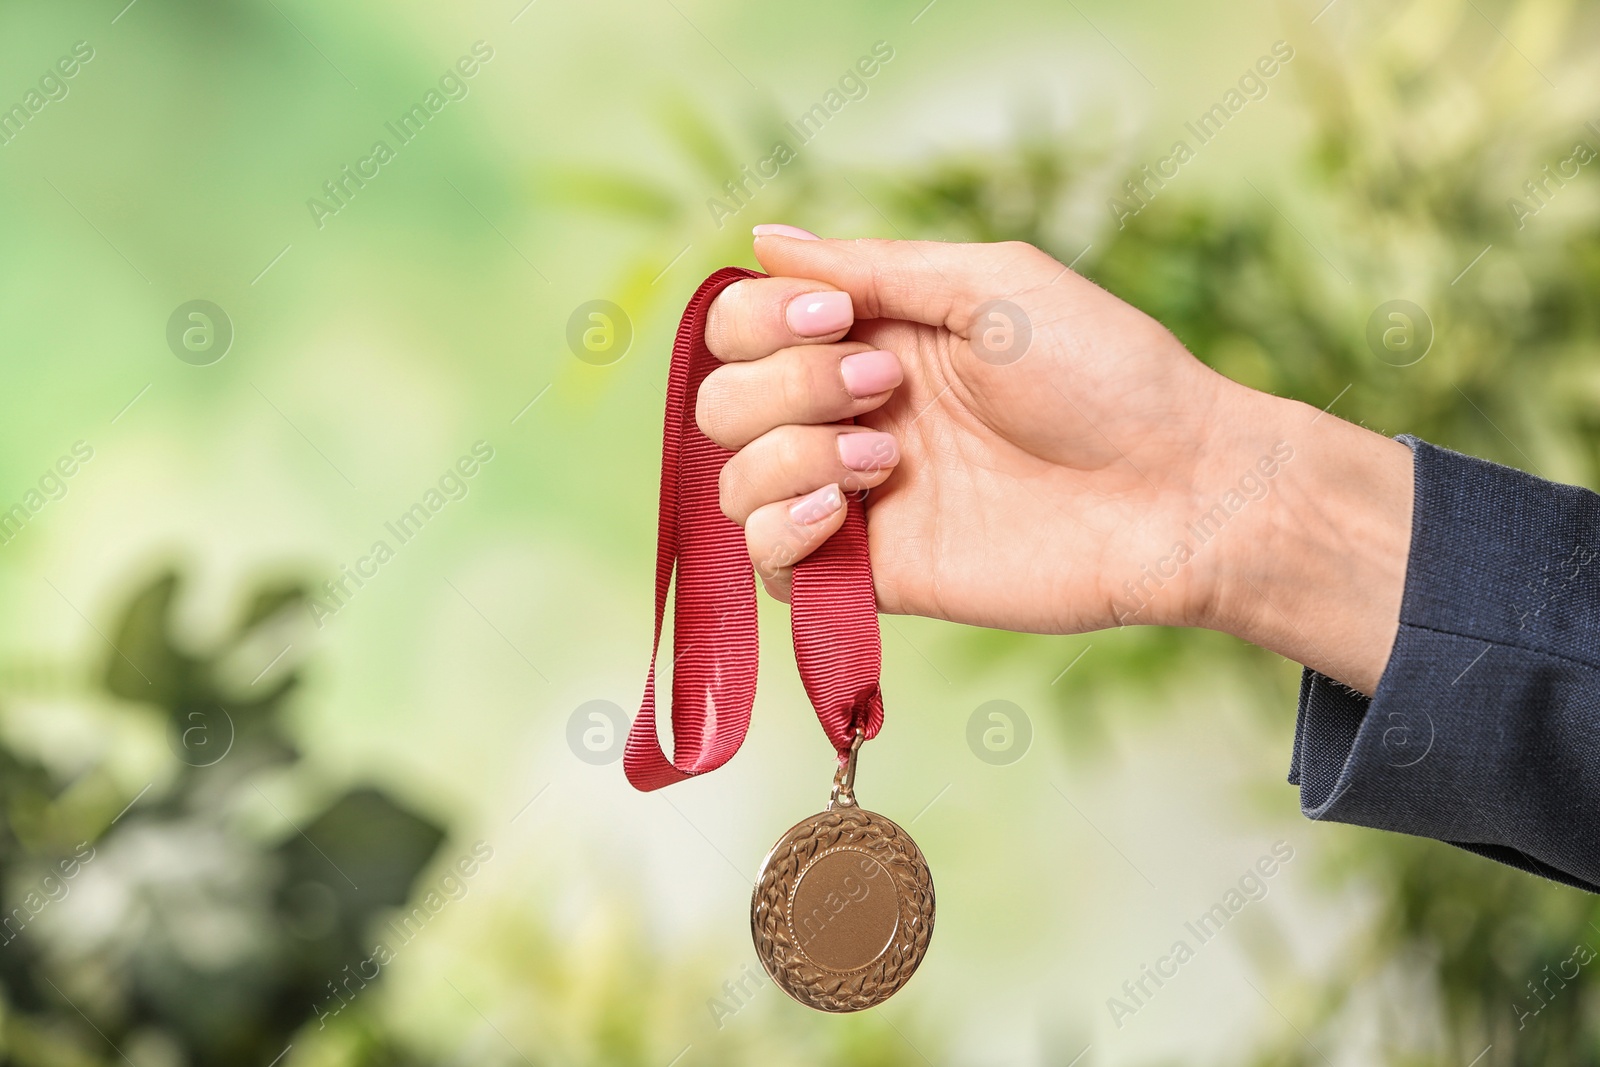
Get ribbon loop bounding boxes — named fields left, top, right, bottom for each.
left=625, top=267, right=884, bottom=792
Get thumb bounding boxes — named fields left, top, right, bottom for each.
left=751, top=234, right=1061, bottom=335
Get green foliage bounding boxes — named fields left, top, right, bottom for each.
left=0, top=569, right=450, bottom=1067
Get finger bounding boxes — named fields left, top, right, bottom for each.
left=720, top=425, right=899, bottom=525
left=696, top=344, right=904, bottom=449
left=750, top=232, right=1062, bottom=335
left=745, top=484, right=848, bottom=603
left=705, top=276, right=856, bottom=363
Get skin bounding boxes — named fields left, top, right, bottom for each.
left=698, top=231, right=1414, bottom=696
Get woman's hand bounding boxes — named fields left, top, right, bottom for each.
left=698, top=228, right=1414, bottom=693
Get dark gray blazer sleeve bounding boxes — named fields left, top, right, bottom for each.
left=1289, top=436, right=1600, bottom=893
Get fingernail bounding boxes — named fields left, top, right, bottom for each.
left=753, top=224, right=821, bottom=240
left=837, top=432, right=899, bottom=472
left=786, top=291, right=853, bottom=337
left=789, top=484, right=843, bottom=525
left=839, top=349, right=902, bottom=397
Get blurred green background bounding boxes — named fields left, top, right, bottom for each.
left=1, top=0, right=1598, bottom=1063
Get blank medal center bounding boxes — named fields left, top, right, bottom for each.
left=789, top=849, right=899, bottom=972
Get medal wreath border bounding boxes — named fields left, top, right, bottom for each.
left=751, top=807, right=936, bottom=1012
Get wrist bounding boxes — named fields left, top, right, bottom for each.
left=1189, top=386, right=1414, bottom=694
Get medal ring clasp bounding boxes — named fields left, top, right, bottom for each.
left=828, top=728, right=866, bottom=810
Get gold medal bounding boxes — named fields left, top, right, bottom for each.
left=635, top=270, right=932, bottom=1011
left=750, top=732, right=935, bottom=1011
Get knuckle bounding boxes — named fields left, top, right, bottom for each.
left=704, top=281, right=750, bottom=359
left=695, top=371, right=739, bottom=447
left=998, top=239, right=1054, bottom=272
left=776, top=353, right=814, bottom=420
left=755, top=531, right=798, bottom=578
left=768, top=424, right=809, bottom=477
left=717, top=461, right=744, bottom=522
left=861, top=260, right=895, bottom=320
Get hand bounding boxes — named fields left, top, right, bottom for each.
left=698, top=228, right=1413, bottom=693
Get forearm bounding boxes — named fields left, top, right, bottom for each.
left=1196, top=385, right=1415, bottom=695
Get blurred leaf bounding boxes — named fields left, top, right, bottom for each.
left=102, top=570, right=188, bottom=707
left=536, top=169, right=683, bottom=223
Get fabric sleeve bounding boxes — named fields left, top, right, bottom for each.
left=1288, top=436, right=1600, bottom=893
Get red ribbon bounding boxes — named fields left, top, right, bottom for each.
left=625, top=267, right=885, bottom=792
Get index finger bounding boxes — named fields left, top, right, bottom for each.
left=705, top=276, right=857, bottom=362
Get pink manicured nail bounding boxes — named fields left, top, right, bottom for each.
left=837, top=432, right=898, bottom=472
left=839, top=350, right=902, bottom=397
left=786, top=291, right=853, bottom=337
left=753, top=224, right=821, bottom=240
left=789, top=484, right=843, bottom=525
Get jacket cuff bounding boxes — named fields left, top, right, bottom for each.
left=1288, top=436, right=1600, bottom=893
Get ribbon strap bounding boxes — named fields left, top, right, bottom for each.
left=625, top=267, right=884, bottom=792
left=790, top=492, right=884, bottom=755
